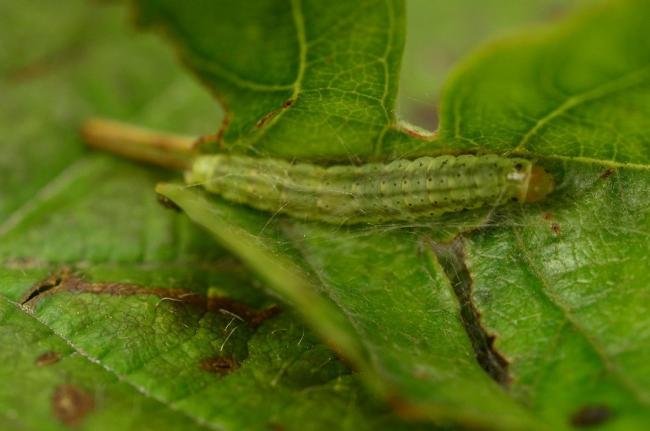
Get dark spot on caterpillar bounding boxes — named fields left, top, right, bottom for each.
left=551, top=222, right=561, bottom=236
left=157, top=193, right=181, bottom=212
left=515, top=163, right=523, bottom=171
left=570, top=405, right=613, bottom=428
left=52, top=384, right=95, bottom=427
left=599, top=168, right=616, bottom=180
left=542, top=212, right=554, bottom=221
left=36, top=351, right=60, bottom=367
left=282, top=98, right=294, bottom=108
left=200, top=355, right=239, bottom=376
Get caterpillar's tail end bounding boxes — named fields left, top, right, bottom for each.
left=524, top=166, right=555, bottom=203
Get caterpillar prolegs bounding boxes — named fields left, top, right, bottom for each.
left=186, top=154, right=554, bottom=225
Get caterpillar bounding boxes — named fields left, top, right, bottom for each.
left=80, top=119, right=554, bottom=225
left=186, top=154, right=554, bottom=225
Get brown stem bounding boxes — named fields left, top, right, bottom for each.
left=81, top=118, right=197, bottom=170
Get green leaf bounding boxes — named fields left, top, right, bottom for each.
left=0, top=1, right=423, bottom=430
left=147, top=0, right=650, bottom=429
left=435, top=0, right=650, bottom=164
left=134, top=0, right=406, bottom=158
left=158, top=184, right=539, bottom=430
left=0, top=297, right=207, bottom=431
left=429, top=0, right=650, bottom=427
left=398, top=0, right=598, bottom=129
left=466, top=165, right=650, bottom=429
left=6, top=0, right=650, bottom=429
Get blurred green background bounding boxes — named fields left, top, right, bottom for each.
left=399, top=0, right=597, bottom=130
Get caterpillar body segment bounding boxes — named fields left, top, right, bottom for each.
left=186, top=154, right=554, bottom=225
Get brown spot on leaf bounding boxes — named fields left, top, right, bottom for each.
left=256, top=110, right=280, bottom=128
left=255, top=99, right=295, bottom=128
left=599, top=168, right=616, bottom=180
left=570, top=405, right=613, bottom=428
left=36, top=351, right=60, bottom=367
left=200, top=355, right=239, bottom=375
left=208, top=295, right=281, bottom=326
left=22, top=270, right=280, bottom=328
left=541, top=212, right=561, bottom=236
left=551, top=222, right=561, bottom=236
left=52, top=384, right=94, bottom=427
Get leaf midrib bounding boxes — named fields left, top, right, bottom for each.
left=242, top=0, right=307, bottom=147
left=519, top=153, right=650, bottom=170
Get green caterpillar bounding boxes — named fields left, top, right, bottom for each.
left=186, top=154, right=554, bottom=225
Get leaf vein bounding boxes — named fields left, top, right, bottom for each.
left=1, top=295, right=223, bottom=431
left=511, top=227, right=650, bottom=406
left=512, top=65, right=650, bottom=153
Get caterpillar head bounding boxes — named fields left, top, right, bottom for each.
left=522, top=165, right=555, bottom=203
